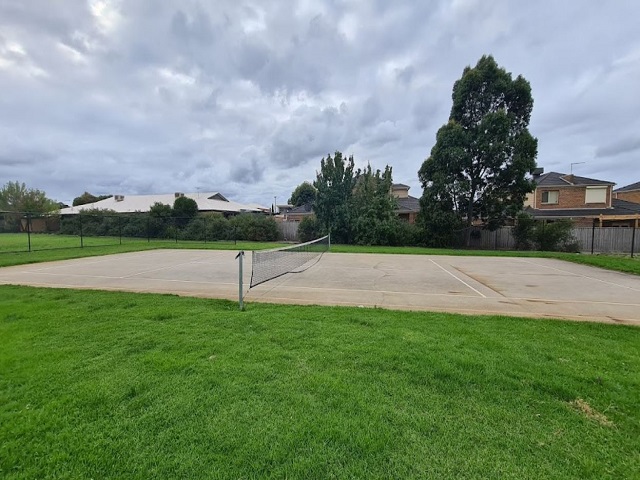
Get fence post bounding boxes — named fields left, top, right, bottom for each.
left=203, top=216, right=207, bottom=244
left=26, top=213, right=32, bottom=252
left=631, top=224, right=636, bottom=258
left=174, top=217, right=178, bottom=243
left=590, top=220, right=596, bottom=255
left=79, top=214, right=84, bottom=248
left=236, top=250, right=245, bottom=311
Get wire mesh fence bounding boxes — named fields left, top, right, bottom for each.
left=0, top=211, right=281, bottom=253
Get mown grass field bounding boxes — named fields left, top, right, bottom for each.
left=2, top=232, right=639, bottom=275
left=1, top=285, right=639, bottom=479
left=0, top=233, right=284, bottom=268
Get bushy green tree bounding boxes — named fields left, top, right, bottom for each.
left=313, top=152, right=358, bottom=244
left=0, top=181, right=58, bottom=213
left=173, top=196, right=198, bottom=227
left=72, top=192, right=111, bottom=206
left=173, top=196, right=198, bottom=219
left=350, top=165, right=397, bottom=245
left=288, top=182, right=317, bottom=207
left=419, top=55, right=538, bottom=239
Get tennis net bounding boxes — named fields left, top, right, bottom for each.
left=250, top=235, right=330, bottom=288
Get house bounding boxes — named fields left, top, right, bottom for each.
left=525, top=170, right=640, bottom=227
left=614, top=182, right=640, bottom=204
left=391, top=184, right=420, bottom=224
left=279, top=183, right=421, bottom=224
left=57, top=192, right=265, bottom=217
left=283, top=203, right=314, bottom=222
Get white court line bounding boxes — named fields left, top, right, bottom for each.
left=250, top=284, right=482, bottom=299
left=429, top=259, right=486, bottom=298
left=519, top=259, right=640, bottom=293
left=249, top=284, right=640, bottom=308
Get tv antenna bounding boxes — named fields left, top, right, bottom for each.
left=570, top=162, right=586, bottom=174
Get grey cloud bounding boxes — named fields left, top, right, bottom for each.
left=230, top=158, right=264, bottom=184
left=1, top=0, right=639, bottom=207
left=596, top=137, right=640, bottom=158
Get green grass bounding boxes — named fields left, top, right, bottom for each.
left=2, top=233, right=639, bottom=275
left=0, top=234, right=284, bottom=268
left=1, top=286, right=639, bottom=479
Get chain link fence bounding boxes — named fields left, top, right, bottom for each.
left=0, top=211, right=280, bottom=253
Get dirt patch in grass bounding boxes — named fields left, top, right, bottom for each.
left=569, top=398, right=613, bottom=427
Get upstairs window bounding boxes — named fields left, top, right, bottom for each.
left=541, top=190, right=559, bottom=204
left=585, top=186, right=607, bottom=204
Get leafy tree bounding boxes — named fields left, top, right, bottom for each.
left=418, top=55, right=538, bottom=237
left=72, top=192, right=111, bottom=206
left=350, top=164, right=397, bottom=245
left=149, top=202, right=172, bottom=218
left=0, top=181, right=58, bottom=213
left=288, top=181, right=317, bottom=207
left=173, top=196, right=198, bottom=227
left=313, top=152, right=358, bottom=244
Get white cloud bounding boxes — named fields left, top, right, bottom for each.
left=0, top=0, right=638, bottom=207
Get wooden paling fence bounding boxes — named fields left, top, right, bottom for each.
left=466, top=226, right=638, bottom=255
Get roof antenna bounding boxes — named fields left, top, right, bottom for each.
left=570, top=162, right=586, bottom=174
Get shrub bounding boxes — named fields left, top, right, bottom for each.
left=535, top=219, right=575, bottom=252
left=298, top=216, right=322, bottom=243
left=228, top=214, right=278, bottom=242
left=513, top=213, right=536, bottom=250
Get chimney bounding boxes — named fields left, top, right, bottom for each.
left=175, top=192, right=184, bottom=198
left=114, top=195, right=124, bottom=202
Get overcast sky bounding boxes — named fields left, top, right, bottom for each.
left=1, top=0, right=639, bottom=207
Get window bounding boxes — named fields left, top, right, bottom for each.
left=541, top=190, right=559, bottom=204
left=585, top=187, right=607, bottom=204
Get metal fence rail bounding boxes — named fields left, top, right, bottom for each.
left=0, top=211, right=282, bottom=253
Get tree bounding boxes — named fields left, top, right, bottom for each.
left=418, top=55, right=538, bottom=235
left=350, top=164, right=397, bottom=245
left=72, top=192, right=111, bottom=206
left=173, top=196, right=198, bottom=219
left=0, top=181, right=58, bottom=213
left=288, top=181, right=317, bottom=207
left=313, top=152, right=358, bottom=244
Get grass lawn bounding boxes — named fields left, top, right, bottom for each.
left=0, top=234, right=284, bottom=268
left=1, top=285, right=639, bottom=479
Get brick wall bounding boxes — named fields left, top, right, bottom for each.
left=535, top=186, right=611, bottom=209
left=615, top=190, right=640, bottom=204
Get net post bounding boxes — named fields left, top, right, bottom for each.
left=328, top=232, right=331, bottom=251
left=236, top=250, right=245, bottom=311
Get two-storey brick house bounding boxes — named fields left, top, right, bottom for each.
left=614, top=182, right=640, bottom=204
left=525, top=170, right=640, bottom=227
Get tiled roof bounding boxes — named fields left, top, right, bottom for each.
left=58, top=192, right=263, bottom=215
left=396, top=196, right=420, bottom=213
left=525, top=199, right=640, bottom=218
left=614, top=181, right=640, bottom=193
left=535, top=171, right=614, bottom=187
left=287, top=203, right=314, bottom=214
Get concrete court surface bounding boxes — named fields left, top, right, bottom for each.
left=0, top=249, right=639, bottom=326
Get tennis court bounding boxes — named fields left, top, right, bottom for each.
left=0, top=249, right=639, bottom=325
